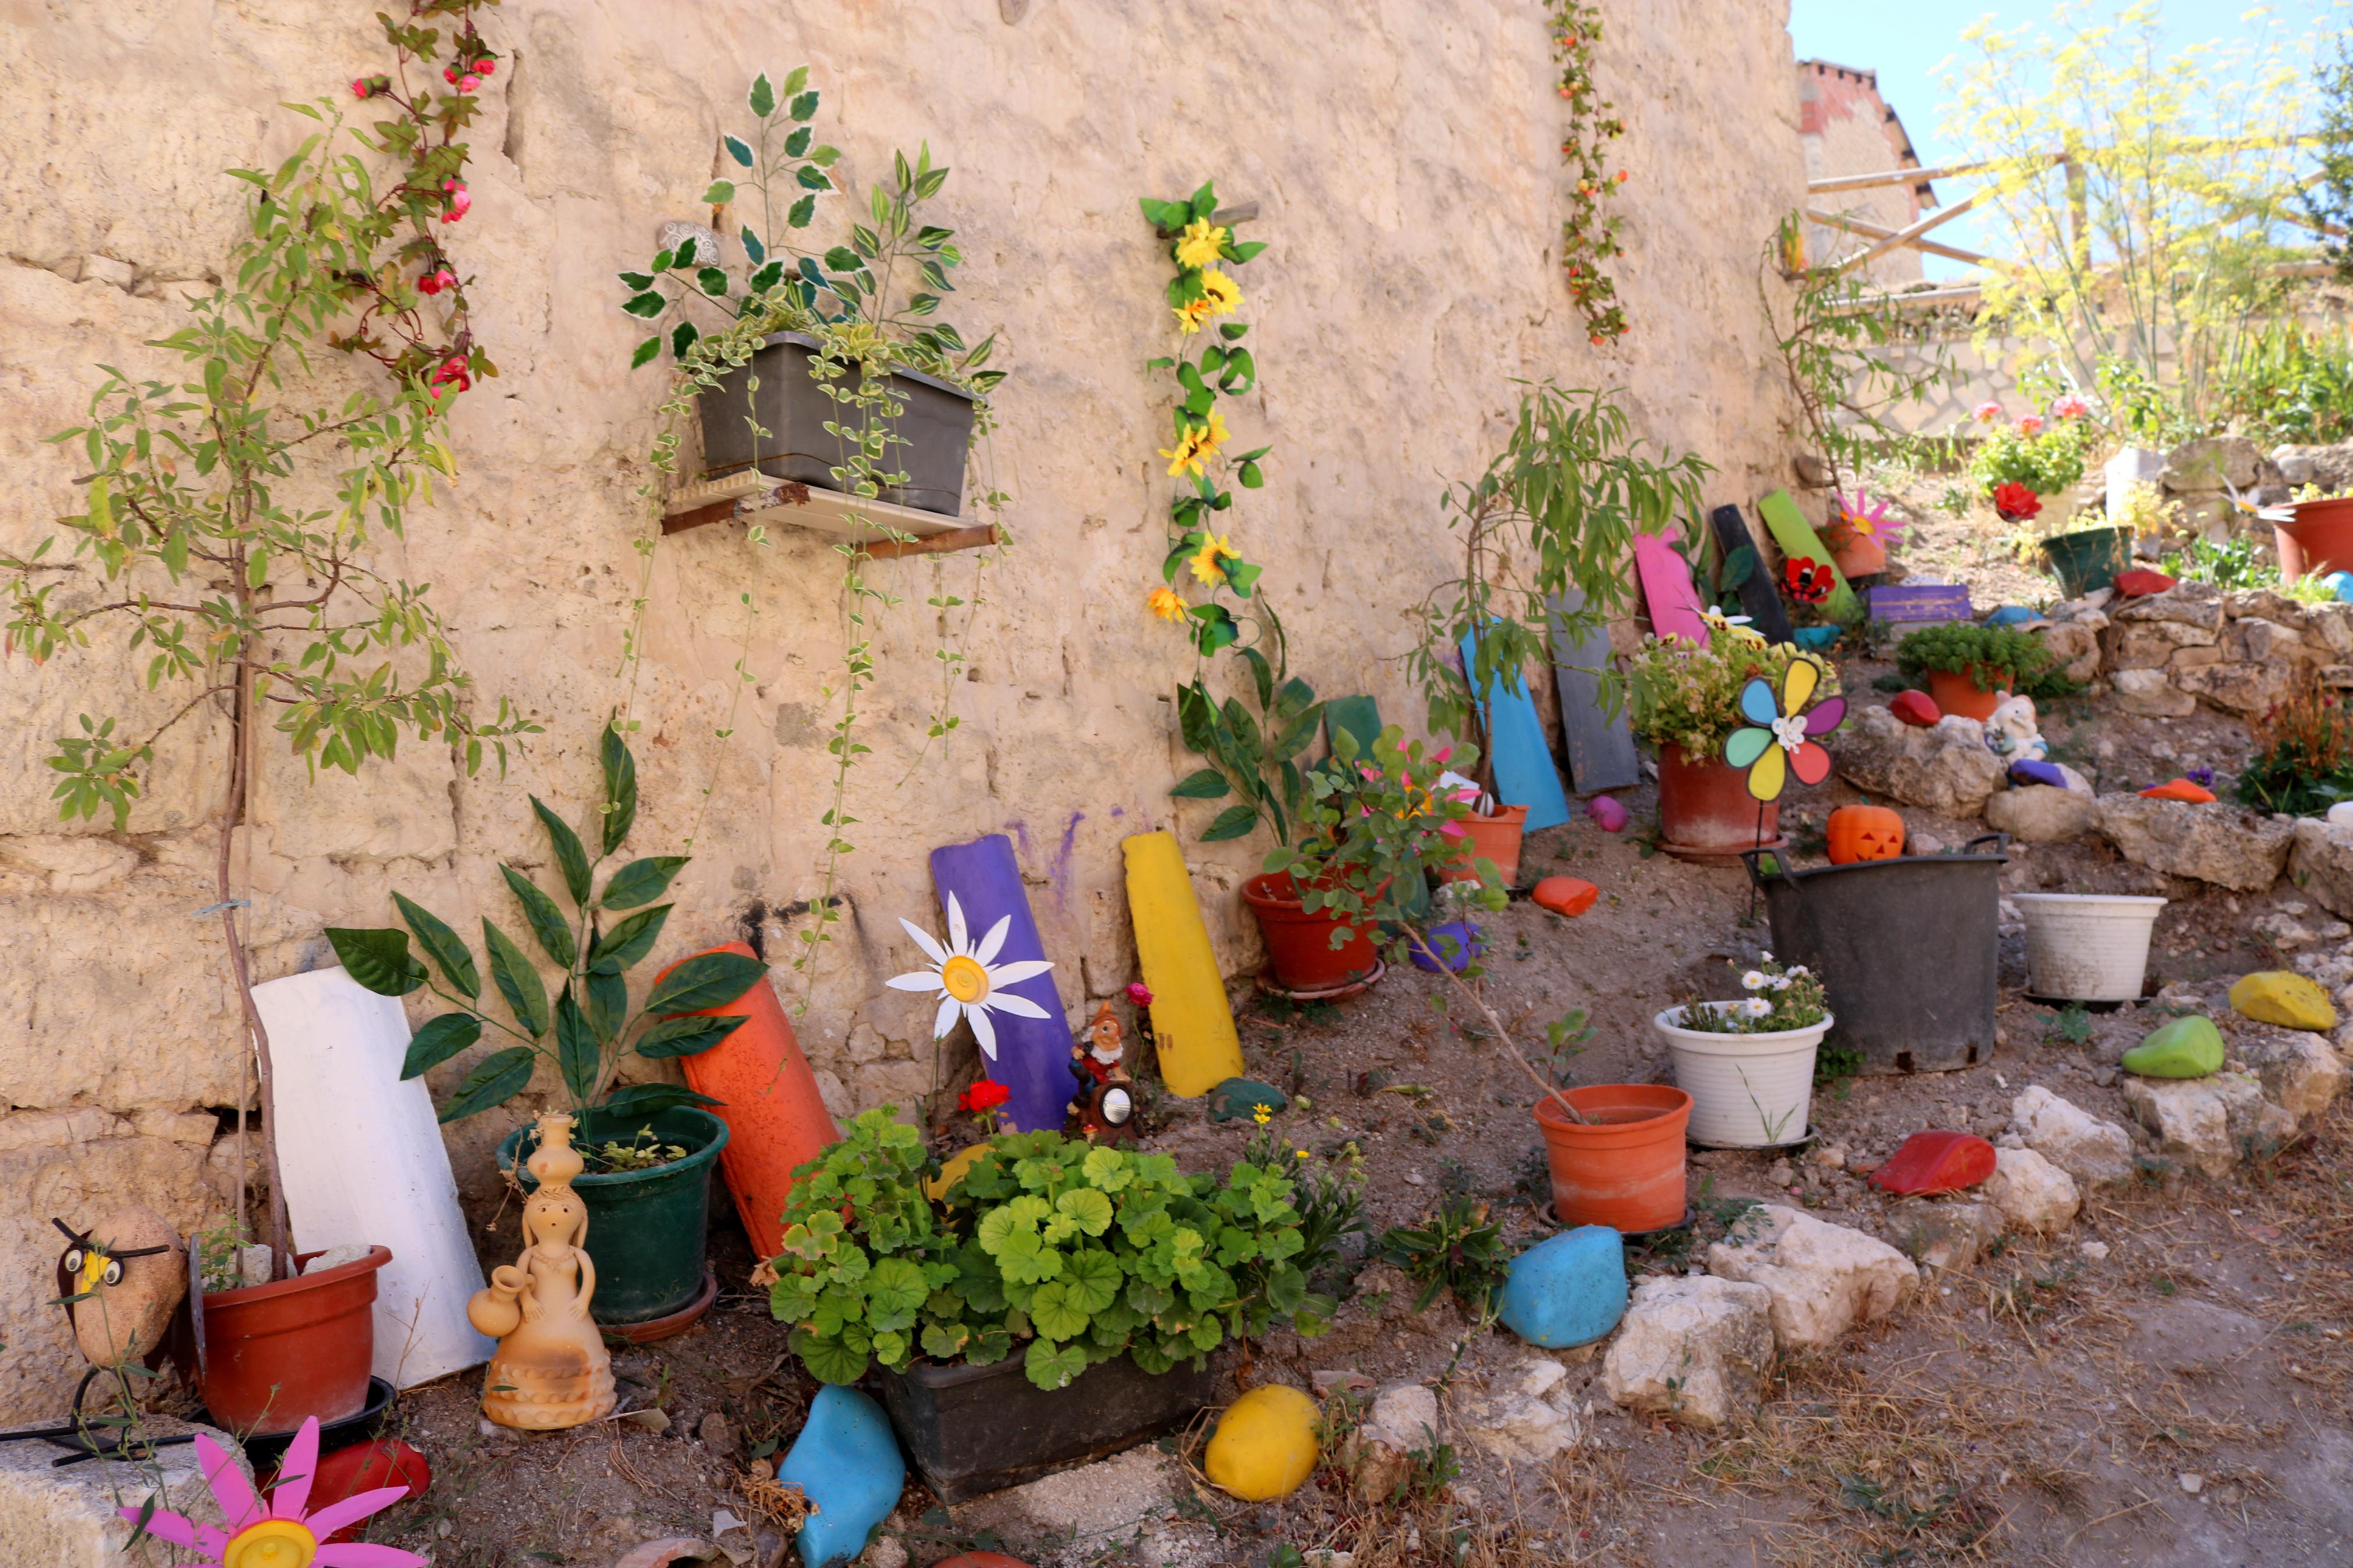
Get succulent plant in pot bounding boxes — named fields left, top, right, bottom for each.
left=1893, top=622, right=2065, bottom=721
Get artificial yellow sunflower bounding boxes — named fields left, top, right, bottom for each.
left=1198, top=269, right=1242, bottom=315
left=1148, top=585, right=1187, bottom=621
left=1175, top=218, right=1229, bottom=269
left=1190, top=532, right=1240, bottom=586
left=1159, top=408, right=1229, bottom=477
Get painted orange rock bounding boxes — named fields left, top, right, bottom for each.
left=2140, top=779, right=2216, bottom=803
left=1888, top=690, right=1940, bottom=728
left=1532, top=877, right=1599, bottom=917
left=1866, top=1130, right=1996, bottom=1196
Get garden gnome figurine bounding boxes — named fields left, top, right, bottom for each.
left=469, top=1113, right=616, bottom=1430
left=1067, top=1002, right=1132, bottom=1133
left=1982, top=694, right=2048, bottom=764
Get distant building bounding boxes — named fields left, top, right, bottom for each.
left=1796, top=59, right=1935, bottom=285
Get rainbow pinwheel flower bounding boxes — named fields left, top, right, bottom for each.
left=1830, top=487, right=1904, bottom=546
left=1723, top=655, right=1846, bottom=802
left=122, top=1416, right=424, bottom=1566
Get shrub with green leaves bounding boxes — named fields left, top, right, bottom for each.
left=766, top=1112, right=1335, bottom=1391
left=326, top=726, right=765, bottom=1125
left=1894, top=623, right=2070, bottom=699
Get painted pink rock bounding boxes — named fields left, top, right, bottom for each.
left=1889, top=690, right=1941, bottom=728
left=1866, top=1130, right=1997, bottom=1196
left=1585, top=795, right=1628, bottom=833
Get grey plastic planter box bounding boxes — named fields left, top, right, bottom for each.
left=698, top=331, right=978, bottom=517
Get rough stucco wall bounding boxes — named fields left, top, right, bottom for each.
left=0, top=0, right=1804, bottom=1413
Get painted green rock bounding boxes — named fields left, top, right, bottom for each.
left=1208, top=1078, right=1289, bottom=1123
left=2121, top=1015, right=2224, bottom=1079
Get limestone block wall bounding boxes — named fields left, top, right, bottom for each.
left=0, top=0, right=1807, bottom=1413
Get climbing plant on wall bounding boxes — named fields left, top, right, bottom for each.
left=1548, top=0, right=1630, bottom=345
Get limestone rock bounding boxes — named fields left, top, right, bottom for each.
left=1832, top=707, right=2006, bottom=817
left=2121, top=1072, right=2300, bottom=1178
left=1884, top=1199, right=2001, bottom=1272
left=2109, top=668, right=2198, bottom=717
left=1704, top=1204, right=1919, bottom=1352
left=2102, top=619, right=2216, bottom=670
left=2095, top=794, right=2295, bottom=891
left=2160, top=435, right=2263, bottom=493
left=2229, top=970, right=2338, bottom=1032
left=2174, top=660, right=2292, bottom=717
left=1346, top=1382, right=1439, bottom=1501
left=2036, top=620, right=2100, bottom=684
left=2221, top=616, right=2314, bottom=666
left=2289, top=820, right=2353, bottom=922
left=1464, top=1357, right=1583, bottom=1464
left=2111, top=582, right=2224, bottom=631
left=1983, top=1147, right=2080, bottom=1234
left=1985, top=783, right=2100, bottom=842
left=2307, top=601, right=2353, bottom=658
left=0, top=1420, right=242, bottom=1568
left=1600, top=1275, right=1774, bottom=1429
left=2011, top=1086, right=2137, bottom=1187
left=2237, top=1027, right=2350, bottom=1125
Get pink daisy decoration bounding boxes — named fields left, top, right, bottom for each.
left=1831, top=486, right=1905, bottom=545
left=121, top=1417, right=424, bottom=1567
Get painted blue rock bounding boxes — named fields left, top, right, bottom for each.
left=2326, top=571, right=2353, bottom=604
left=1984, top=605, right=2040, bottom=628
left=1791, top=626, right=1840, bottom=651
left=1497, top=1224, right=1627, bottom=1349
left=778, top=1385, right=905, bottom=1568
left=2008, top=759, right=2068, bottom=789
left=1407, top=921, right=1483, bottom=973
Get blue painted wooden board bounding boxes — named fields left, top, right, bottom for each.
left=1547, top=589, right=1639, bottom=794
left=1461, top=632, right=1571, bottom=831
left=928, top=834, right=1073, bottom=1135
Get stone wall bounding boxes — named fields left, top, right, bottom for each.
left=0, top=1, right=1808, bottom=1412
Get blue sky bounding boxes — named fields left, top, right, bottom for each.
left=1786, top=2, right=2337, bottom=278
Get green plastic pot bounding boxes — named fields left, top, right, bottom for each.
left=2039, top=526, right=2132, bottom=599
left=496, top=1105, right=728, bottom=1324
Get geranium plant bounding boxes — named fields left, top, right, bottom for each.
left=765, top=1111, right=1337, bottom=1391
left=1624, top=631, right=1834, bottom=757
left=326, top=725, right=766, bottom=1143
left=1969, top=401, right=2097, bottom=501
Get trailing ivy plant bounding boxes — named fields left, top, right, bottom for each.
left=612, top=69, right=1007, bottom=1005
left=326, top=725, right=765, bottom=1129
left=766, top=1112, right=1335, bottom=1391
left=1548, top=0, right=1630, bottom=344
left=2, top=77, right=529, bottom=1281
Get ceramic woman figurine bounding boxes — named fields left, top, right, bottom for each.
left=1982, top=694, right=2049, bottom=764
left=468, top=1113, right=615, bottom=1430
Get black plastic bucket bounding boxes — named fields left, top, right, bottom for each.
left=698, top=331, right=978, bottom=515
left=1740, top=834, right=2009, bottom=1075
left=875, top=1350, right=1217, bottom=1501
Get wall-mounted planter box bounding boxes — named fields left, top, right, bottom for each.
left=661, top=471, right=1000, bottom=557
left=698, top=331, right=978, bottom=517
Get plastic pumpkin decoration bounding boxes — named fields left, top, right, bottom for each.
left=1826, top=804, right=1905, bottom=865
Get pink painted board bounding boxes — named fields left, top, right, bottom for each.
left=1633, top=531, right=1709, bottom=644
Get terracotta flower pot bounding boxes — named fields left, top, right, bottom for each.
left=1241, top=872, right=1378, bottom=993
left=1825, top=527, right=1886, bottom=581
left=1438, top=803, right=1529, bottom=888
left=1534, top=1085, right=1691, bottom=1233
left=1925, top=665, right=2006, bottom=721
left=200, top=1245, right=390, bottom=1435
left=2275, top=496, right=2353, bottom=581
left=1656, top=742, right=1781, bottom=863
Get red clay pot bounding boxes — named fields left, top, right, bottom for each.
left=1826, top=527, right=1886, bottom=581
left=2275, top=496, right=2353, bottom=580
left=1535, top=1085, right=1692, bottom=1233
left=200, top=1245, right=389, bottom=1435
left=1925, top=665, right=2007, bottom=722
left=1657, top=742, right=1780, bottom=861
left=1241, top=872, right=1378, bottom=993
left=1438, top=803, right=1529, bottom=888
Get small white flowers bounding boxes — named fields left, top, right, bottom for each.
left=1770, top=974, right=1793, bottom=991
left=1741, top=970, right=1768, bottom=991
left=1740, top=997, right=1773, bottom=1018
left=886, top=893, right=1056, bottom=1060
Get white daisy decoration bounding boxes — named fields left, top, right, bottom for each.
left=886, top=893, right=1055, bottom=1060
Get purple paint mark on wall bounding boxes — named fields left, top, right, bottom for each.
left=1048, top=811, right=1085, bottom=904
left=1007, top=820, right=1031, bottom=858
left=1110, top=805, right=1125, bottom=817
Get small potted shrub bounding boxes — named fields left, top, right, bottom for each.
left=1653, top=957, right=1832, bottom=1147
left=1893, top=623, right=2062, bottom=722
left=1625, top=629, right=1829, bottom=860
left=330, top=726, right=766, bottom=1329
left=764, top=1111, right=1355, bottom=1499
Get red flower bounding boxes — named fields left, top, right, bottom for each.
left=352, top=78, right=373, bottom=98
left=416, top=267, right=455, bottom=296
left=1990, top=482, right=2042, bottom=522
left=957, top=1080, right=1012, bottom=1114
left=428, top=354, right=471, bottom=397
left=475, top=58, right=496, bottom=77
left=1783, top=556, right=1834, bottom=604
left=441, top=179, right=471, bottom=223
left=1126, top=981, right=1154, bottom=1007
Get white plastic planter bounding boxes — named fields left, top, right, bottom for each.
left=1653, top=1003, right=1833, bottom=1149
left=2011, top=893, right=2167, bottom=1002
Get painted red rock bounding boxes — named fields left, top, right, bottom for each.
left=2140, top=778, right=2216, bottom=803
left=1866, top=1130, right=1996, bottom=1196
left=2113, top=567, right=2177, bottom=598
left=299, top=1439, right=431, bottom=1544
left=1888, top=689, right=1941, bottom=728
left=1532, top=876, right=1599, bottom=917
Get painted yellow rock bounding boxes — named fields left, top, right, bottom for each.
left=1203, top=1384, right=1320, bottom=1502
left=1122, top=831, right=1245, bottom=1096
left=924, top=1143, right=989, bottom=1201
left=2228, top=971, right=2338, bottom=1033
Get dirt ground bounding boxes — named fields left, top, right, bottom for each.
left=290, top=469, right=2353, bottom=1567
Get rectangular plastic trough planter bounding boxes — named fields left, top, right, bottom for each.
left=697, top=330, right=977, bottom=517
left=875, top=1352, right=1218, bottom=1502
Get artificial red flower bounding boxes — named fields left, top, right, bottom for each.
left=1783, top=555, right=1834, bottom=604
left=457, top=73, right=481, bottom=93
left=352, top=78, right=373, bottom=98
left=1126, top=981, right=1153, bottom=1007
left=441, top=179, right=470, bottom=222
left=475, top=58, right=496, bottom=76
left=428, top=354, right=471, bottom=397
left=416, top=267, right=455, bottom=296
left=957, top=1080, right=1012, bottom=1114
left=1990, top=482, right=2041, bottom=521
